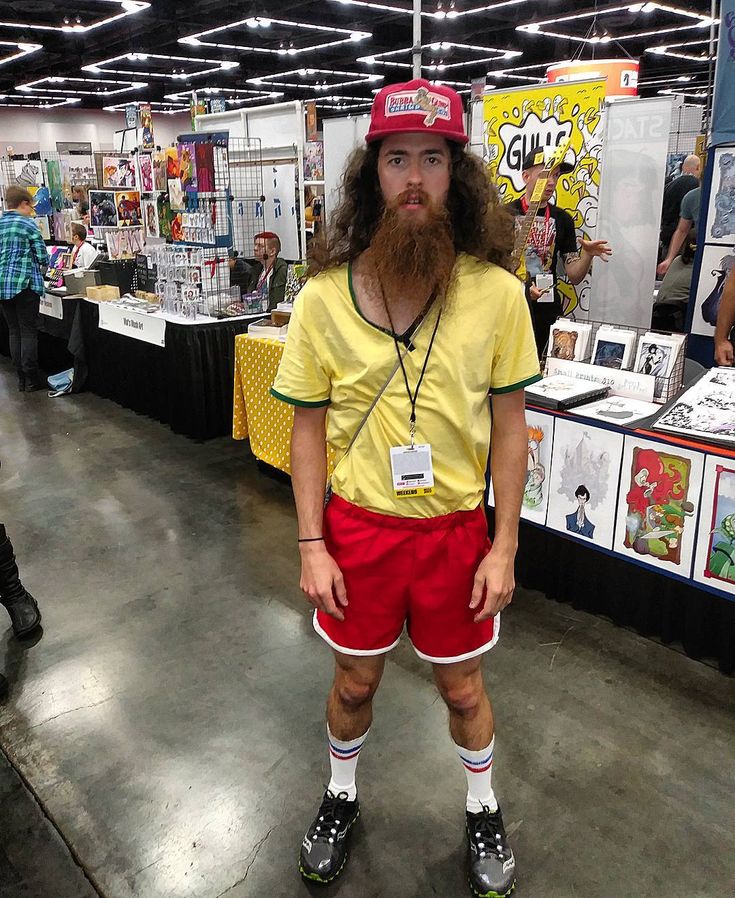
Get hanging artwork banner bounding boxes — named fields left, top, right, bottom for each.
left=483, top=79, right=606, bottom=317
left=140, top=103, right=154, bottom=150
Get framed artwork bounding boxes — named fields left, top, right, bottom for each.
left=694, top=456, right=735, bottom=597
left=13, top=159, right=43, bottom=187
left=116, top=190, right=142, bottom=227
left=591, top=327, right=636, bottom=370
left=89, top=190, right=118, bottom=227
left=139, top=153, right=154, bottom=193
left=490, top=410, right=555, bottom=525
left=690, top=243, right=735, bottom=337
left=613, top=435, right=705, bottom=575
left=703, top=146, right=735, bottom=244
left=142, top=198, right=160, bottom=238
left=102, top=156, right=137, bottom=188
left=546, top=418, right=625, bottom=550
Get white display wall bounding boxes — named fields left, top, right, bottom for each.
left=323, top=115, right=370, bottom=223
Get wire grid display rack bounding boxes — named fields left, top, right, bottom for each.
left=542, top=317, right=688, bottom=406
left=227, top=137, right=265, bottom=257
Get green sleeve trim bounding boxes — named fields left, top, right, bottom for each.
left=270, top=387, right=330, bottom=408
left=490, top=372, right=543, bottom=395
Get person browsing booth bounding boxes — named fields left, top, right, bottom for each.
left=70, top=223, right=98, bottom=269
left=506, top=149, right=612, bottom=354
left=271, top=78, right=541, bottom=896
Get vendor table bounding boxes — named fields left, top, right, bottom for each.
left=232, top=343, right=735, bottom=673
left=79, top=301, right=253, bottom=441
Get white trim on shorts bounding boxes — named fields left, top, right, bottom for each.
left=411, top=613, right=501, bottom=664
left=312, top=610, right=402, bottom=656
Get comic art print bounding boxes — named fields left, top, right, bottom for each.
left=102, top=156, right=137, bottom=189
left=693, top=456, right=735, bottom=598
left=614, top=436, right=704, bottom=574
left=116, top=190, right=142, bottom=227
left=483, top=80, right=606, bottom=316
left=546, top=418, right=624, bottom=550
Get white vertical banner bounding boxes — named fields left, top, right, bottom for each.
left=591, top=97, right=673, bottom=328
left=261, top=163, right=299, bottom=261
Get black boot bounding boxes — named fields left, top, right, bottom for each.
left=18, top=371, right=26, bottom=392
left=0, top=525, right=41, bottom=638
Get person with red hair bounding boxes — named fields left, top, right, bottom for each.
left=247, top=231, right=287, bottom=309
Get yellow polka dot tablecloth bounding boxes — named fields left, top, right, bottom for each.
left=233, top=334, right=294, bottom=473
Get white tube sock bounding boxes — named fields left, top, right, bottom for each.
left=327, top=725, right=369, bottom=802
left=455, top=736, right=498, bottom=813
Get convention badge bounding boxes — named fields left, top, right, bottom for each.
left=535, top=273, right=554, bottom=301
left=389, top=444, right=435, bottom=498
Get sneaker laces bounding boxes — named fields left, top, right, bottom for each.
left=472, top=805, right=510, bottom=862
left=309, top=790, right=351, bottom=845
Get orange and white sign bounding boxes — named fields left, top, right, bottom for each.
left=547, top=59, right=639, bottom=96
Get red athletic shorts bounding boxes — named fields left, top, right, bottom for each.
left=314, top=495, right=499, bottom=664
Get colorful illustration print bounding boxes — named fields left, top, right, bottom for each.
left=623, top=447, right=694, bottom=565
left=178, top=143, right=197, bottom=192
left=46, top=160, right=63, bottom=212
left=194, top=143, right=215, bottom=193
left=116, top=191, right=142, bottom=227
left=139, top=153, right=154, bottom=193
left=102, top=156, right=137, bottom=188
left=703, top=466, right=735, bottom=585
left=89, top=190, right=118, bottom=227
left=524, top=425, right=546, bottom=509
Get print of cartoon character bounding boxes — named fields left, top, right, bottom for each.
left=524, top=426, right=546, bottom=509
left=565, top=484, right=595, bottom=538
left=711, top=152, right=735, bottom=240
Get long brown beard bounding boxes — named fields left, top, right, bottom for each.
left=362, top=190, right=456, bottom=310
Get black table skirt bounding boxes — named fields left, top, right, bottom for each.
left=516, top=521, right=735, bottom=675
left=79, top=302, right=251, bottom=440
left=0, top=296, right=87, bottom=390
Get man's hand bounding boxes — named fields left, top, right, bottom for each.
left=580, top=238, right=612, bottom=261
left=529, top=284, right=549, bottom=302
left=469, top=546, right=516, bottom=623
left=300, top=543, right=348, bottom=621
left=656, top=259, right=671, bottom=279
left=715, top=339, right=734, bottom=367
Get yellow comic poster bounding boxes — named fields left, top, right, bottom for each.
left=483, top=80, right=606, bottom=316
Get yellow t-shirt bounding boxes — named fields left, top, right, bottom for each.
left=271, top=253, right=541, bottom=518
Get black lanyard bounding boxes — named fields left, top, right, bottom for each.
left=388, top=307, right=441, bottom=448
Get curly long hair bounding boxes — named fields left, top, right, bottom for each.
left=308, top=141, right=515, bottom=275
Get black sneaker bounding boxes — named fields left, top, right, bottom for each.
left=466, top=804, right=516, bottom=897
left=299, top=790, right=360, bottom=884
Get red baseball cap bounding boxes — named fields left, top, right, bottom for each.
left=365, top=78, right=468, bottom=145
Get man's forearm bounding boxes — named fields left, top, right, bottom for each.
left=715, top=273, right=735, bottom=345
left=291, top=407, right=328, bottom=539
left=565, top=250, right=592, bottom=286
left=490, top=412, right=527, bottom=554
left=663, top=223, right=688, bottom=264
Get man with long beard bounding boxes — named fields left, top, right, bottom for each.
left=272, top=79, right=540, bottom=897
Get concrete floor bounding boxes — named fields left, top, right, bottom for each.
left=0, top=360, right=734, bottom=898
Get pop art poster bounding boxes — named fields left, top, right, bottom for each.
left=488, top=409, right=555, bottom=525
left=153, top=151, right=167, bottom=191
left=102, top=156, right=137, bottom=189
left=142, top=197, right=159, bottom=238
left=89, top=190, right=118, bottom=227
left=194, top=143, right=215, bottom=193
left=46, top=159, right=63, bottom=212
left=546, top=418, right=625, bottom=550
left=703, top=146, right=735, bottom=244
left=139, top=153, right=154, bottom=193
left=165, top=147, right=180, bottom=179
left=116, top=190, right=142, bottom=227
left=483, top=80, right=606, bottom=317
left=614, top=436, right=704, bottom=574
left=694, top=456, right=735, bottom=597
left=140, top=103, right=154, bottom=150
left=690, top=244, right=735, bottom=337
left=178, top=142, right=197, bottom=193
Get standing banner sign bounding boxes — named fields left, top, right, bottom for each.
left=591, top=97, right=673, bottom=329
left=712, top=0, right=735, bottom=147
left=483, top=80, right=606, bottom=317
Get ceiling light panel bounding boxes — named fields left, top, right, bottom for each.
left=17, top=76, right=148, bottom=96
left=0, top=1, right=149, bottom=34
left=103, top=100, right=188, bottom=113
left=517, top=3, right=717, bottom=46
left=82, top=53, right=238, bottom=80
left=179, top=17, right=370, bottom=56
left=326, top=0, right=535, bottom=19
left=0, top=93, right=81, bottom=107
left=359, top=42, right=521, bottom=72
left=247, top=68, right=383, bottom=91
left=0, top=39, right=42, bottom=66
left=645, top=37, right=717, bottom=61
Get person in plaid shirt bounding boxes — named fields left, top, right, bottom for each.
left=0, top=186, right=49, bottom=391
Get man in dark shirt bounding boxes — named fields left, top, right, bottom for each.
left=506, top=149, right=611, bottom=354
left=659, top=155, right=700, bottom=254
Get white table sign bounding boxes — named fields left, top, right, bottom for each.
left=545, top=358, right=655, bottom=403
left=98, top=304, right=166, bottom=347
left=41, top=292, right=64, bottom=320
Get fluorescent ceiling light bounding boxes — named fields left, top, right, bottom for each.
left=247, top=67, right=384, bottom=90
left=357, top=41, right=521, bottom=72
left=0, top=94, right=81, bottom=107
left=82, top=53, right=239, bottom=80
left=0, top=1, right=149, bottom=34
left=0, top=39, right=42, bottom=66
left=16, top=76, right=148, bottom=96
